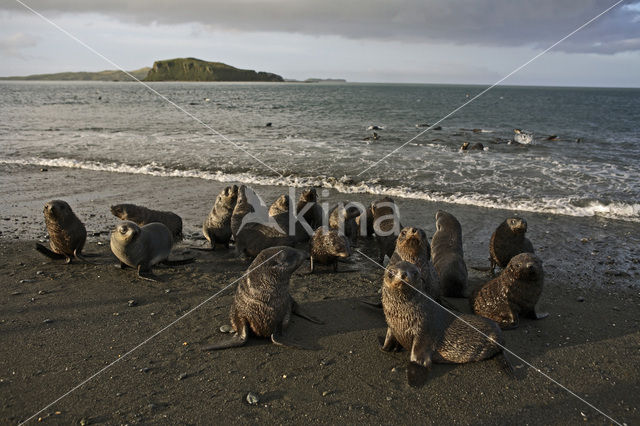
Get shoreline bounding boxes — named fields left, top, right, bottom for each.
left=1, top=163, right=639, bottom=424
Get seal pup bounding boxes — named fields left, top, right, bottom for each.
left=110, top=221, right=194, bottom=281
left=202, top=246, right=322, bottom=350
left=202, top=185, right=238, bottom=249
left=295, top=188, right=322, bottom=242
left=389, top=227, right=441, bottom=301
left=36, top=200, right=87, bottom=264
left=355, top=202, right=375, bottom=240
left=381, top=261, right=512, bottom=386
left=471, top=252, right=547, bottom=329
left=328, top=202, right=361, bottom=245
left=371, top=197, right=402, bottom=263
left=235, top=222, right=295, bottom=260
left=489, top=217, right=534, bottom=273
left=110, top=204, right=183, bottom=244
left=230, top=185, right=253, bottom=239
left=269, top=194, right=291, bottom=235
left=309, top=227, right=352, bottom=273
left=431, top=211, right=468, bottom=298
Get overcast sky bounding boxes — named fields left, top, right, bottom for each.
left=1, top=0, right=639, bottom=86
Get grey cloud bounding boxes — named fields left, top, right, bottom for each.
left=0, top=32, right=40, bottom=58
left=4, top=0, right=640, bottom=54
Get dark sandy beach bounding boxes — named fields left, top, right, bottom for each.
left=1, top=163, right=639, bottom=425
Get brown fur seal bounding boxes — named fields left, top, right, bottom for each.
left=371, top=197, right=402, bottom=263
left=110, top=221, right=193, bottom=281
left=269, top=194, right=291, bottom=235
left=431, top=210, right=468, bottom=297
left=328, top=202, right=361, bottom=245
left=389, top=227, right=441, bottom=301
left=471, top=252, right=547, bottom=329
left=230, top=185, right=253, bottom=239
left=309, top=227, right=351, bottom=273
left=295, top=188, right=322, bottom=242
left=36, top=200, right=87, bottom=263
left=202, top=185, right=238, bottom=250
left=489, top=217, right=534, bottom=273
left=235, top=222, right=295, bottom=260
left=203, top=246, right=322, bottom=350
left=202, top=185, right=238, bottom=249
left=381, top=261, right=512, bottom=386
left=110, top=204, right=183, bottom=244
left=355, top=202, right=375, bottom=239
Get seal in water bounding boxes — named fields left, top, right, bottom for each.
left=489, top=217, right=534, bottom=273
left=295, top=188, right=322, bottom=242
left=110, top=221, right=194, bottom=281
left=202, top=246, right=323, bottom=350
left=110, top=203, right=183, bottom=244
left=202, top=185, right=238, bottom=249
left=328, top=202, right=361, bottom=245
left=371, top=197, right=402, bottom=263
left=36, top=200, right=87, bottom=264
left=381, top=261, right=513, bottom=386
left=309, top=227, right=352, bottom=273
left=431, top=210, right=468, bottom=297
left=471, top=252, right=547, bottom=329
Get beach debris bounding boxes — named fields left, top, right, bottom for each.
left=322, top=390, right=332, bottom=397
left=38, top=290, right=46, bottom=295
left=178, top=372, right=188, bottom=380
left=19, top=279, right=35, bottom=284
left=127, top=299, right=137, bottom=307
left=36, top=271, right=43, bottom=275
left=246, top=392, right=259, bottom=405
left=43, top=318, right=53, bottom=324
left=79, top=418, right=89, bottom=426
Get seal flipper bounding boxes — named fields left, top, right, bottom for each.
left=202, top=322, right=249, bottom=351
left=35, top=243, right=66, bottom=260
left=495, top=352, right=516, bottom=379
left=407, top=338, right=433, bottom=387
left=137, top=265, right=161, bottom=282
left=291, top=299, right=323, bottom=324
left=271, top=330, right=305, bottom=349
left=380, top=328, right=403, bottom=352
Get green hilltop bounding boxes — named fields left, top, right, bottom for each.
left=144, top=58, right=284, bottom=82
left=0, top=67, right=151, bottom=81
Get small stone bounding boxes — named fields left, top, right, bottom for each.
left=40, top=168, right=48, bottom=172
left=246, top=392, right=259, bottom=405
left=19, top=279, right=35, bottom=284
left=38, top=290, right=46, bottom=295
left=147, top=403, right=157, bottom=410
left=140, top=367, right=150, bottom=373
left=79, top=418, right=88, bottom=425
left=391, top=367, right=398, bottom=373
left=576, top=296, right=585, bottom=302
left=127, top=300, right=137, bottom=307
left=36, top=271, right=44, bottom=275
left=219, top=324, right=233, bottom=333
left=43, top=318, right=53, bottom=324
left=178, top=372, right=188, bottom=380
left=386, top=396, right=392, bottom=401
left=322, top=391, right=331, bottom=397
left=164, top=289, right=171, bottom=293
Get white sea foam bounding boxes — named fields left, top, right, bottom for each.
left=2, top=156, right=639, bottom=222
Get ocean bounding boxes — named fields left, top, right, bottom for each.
left=1, top=81, right=639, bottom=222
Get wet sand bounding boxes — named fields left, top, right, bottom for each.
left=1, top=163, right=639, bottom=424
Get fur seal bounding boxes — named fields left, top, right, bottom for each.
left=381, top=261, right=512, bottom=386
left=460, top=142, right=484, bottom=151
left=355, top=202, right=375, bottom=239
left=110, top=204, right=183, bottom=244
left=269, top=194, right=291, bottom=235
left=389, top=227, right=441, bottom=301
left=471, top=252, right=547, bottom=329
left=202, top=185, right=238, bottom=249
left=295, top=188, right=322, bottom=242
left=110, top=221, right=193, bottom=281
left=328, top=203, right=361, bottom=245
left=431, top=211, right=468, bottom=298
left=36, top=200, right=87, bottom=263
left=371, top=197, right=402, bottom=263
left=235, top=222, right=295, bottom=260
left=203, top=246, right=322, bottom=350
left=309, top=227, right=352, bottom=273
left=489, top=217, right=534, bottom=273
left=230, top=185, right=256, bottom=239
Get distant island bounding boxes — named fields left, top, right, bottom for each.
left=0, top=58, right=346, bottom=83
left=0, top=67, right=151, bottom=81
